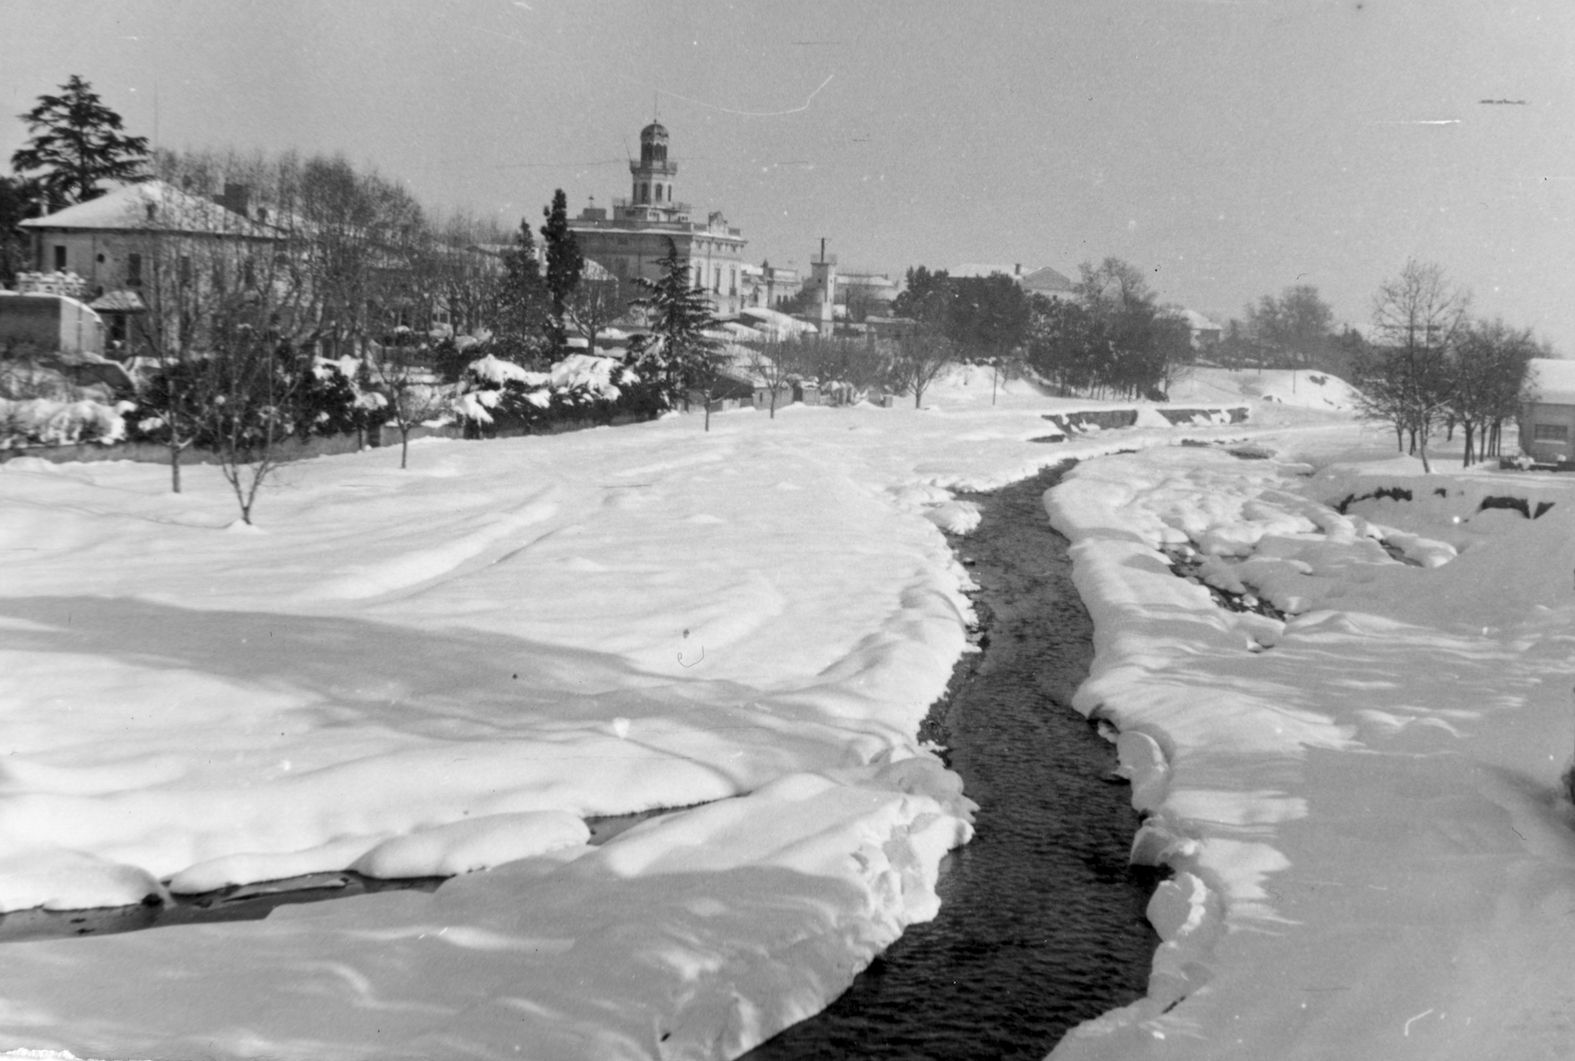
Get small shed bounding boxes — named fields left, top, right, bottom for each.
left=0, top=291, right=106, bottom=357
left=753, top=380, right=791, bottom=411
left=1519, top=359, right=1575, bottom=463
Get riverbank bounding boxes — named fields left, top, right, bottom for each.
left=751, top=463, right=1159, bottom=1060
left=1045, top=436, right=1575, bottom=1060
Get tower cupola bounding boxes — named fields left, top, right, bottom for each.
left=630, top=121, right=678, bottom=209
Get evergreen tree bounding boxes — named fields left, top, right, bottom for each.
left=540, top=188, right=584, bottom=356
left=892, top=266, right=951, bottom=318
left=631, top=238, right=722, bottom=426
left=11, top=75, right=149, bottom=207
left=0, top=175, right=42, bottom=287
left=493, top=218, right=551, bottom=366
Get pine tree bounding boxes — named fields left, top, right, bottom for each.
left=631, top=238, right=723, bottom=427
left=493, top=218, right=551, bottom=366
left=540, top=188, right=584, bottom=357
left=11, top=75, right=149, bottom=207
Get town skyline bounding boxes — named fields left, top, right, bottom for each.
left=4, top=0, right=1571, bottom=348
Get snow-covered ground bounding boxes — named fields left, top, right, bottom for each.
left=1, top=366, right=1571, bottom=1060
left=1046, top=404, right=1575, bottom=1061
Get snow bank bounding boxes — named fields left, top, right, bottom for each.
left=1046, top=438, right=1575, bottom=1061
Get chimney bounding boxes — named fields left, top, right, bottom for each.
left=221, top=182, right=251, bottom=218
left=1015, top=263, right=1022, bottom=276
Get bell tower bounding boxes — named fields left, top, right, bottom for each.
left=629, top=121, right=678, bottom=214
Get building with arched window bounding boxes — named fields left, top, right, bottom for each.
left=569, top=122, right=747, bottom=317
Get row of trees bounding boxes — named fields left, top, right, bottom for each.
left=884, top=258, right=1198, bottom=404
left=1211, top=284, right=1364, bottom=378
left=1353, top=259, right=1546, bottom=471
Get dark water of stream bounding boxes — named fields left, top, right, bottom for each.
left=747, top=463, right=1160, bottom=1061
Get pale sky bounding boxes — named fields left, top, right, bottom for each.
left=4, top=0, right=1573, bottom=349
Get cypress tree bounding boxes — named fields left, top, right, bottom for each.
left=540, top=188, right=583, bottom=357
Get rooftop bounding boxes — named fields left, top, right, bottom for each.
left=20, top=180, right=274, bottom=239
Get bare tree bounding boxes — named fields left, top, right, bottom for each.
left=431, top=210, right=505, bottom=340
left=1358, top=260, right=1471, bottom=472
left=565, top=273, right=625, bottom=359
left=743, top=339, right=799, bottom=417
left=1371, top=260, right=1471, bottom=355
left=1449, top=319, right=1540, bottom=465
left=130, top=155, right=283, bottom=492
left=369, top=340, right=448, bottom=469
left=201, top=325, right=288, bottom=525
left=890, top=325, right=957, bottom=408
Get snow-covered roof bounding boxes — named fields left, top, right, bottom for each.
left=950, top=263, right=1022, bottom=280
left=20, top=181, right=274, bottom=239
left=89, top=290, right=147, bottom=313
left=1525, top=357, right=1575, bottom=405
left=948, top=263, right=1074, bottom=294
left=1018, top=265, right=1075, bottom=293
left=1180, top=309, right=1222, bottom=332
left=720, top=321, right=768, bottom=342
left=738, top=305, right=818, bottom=339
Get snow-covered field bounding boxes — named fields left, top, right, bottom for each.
left=2, top=367, right=1572, bottom=1060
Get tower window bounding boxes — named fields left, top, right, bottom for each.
left=655, top=183, right=663, bottom=202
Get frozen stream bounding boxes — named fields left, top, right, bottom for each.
left=747, top=464, right=1161, bottom=1060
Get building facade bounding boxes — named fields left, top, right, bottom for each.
left=18, top=182, right=274, bottom=355
left=1520, top=358, right=1575, bottom=464
left=569, top=122, right=747, bottom=317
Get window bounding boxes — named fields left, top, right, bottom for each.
left=53, top=245, right=67, bottom=271
left=1533, top=423, right=1569, bottom=441
left=126, top=253, right=142, bottom=287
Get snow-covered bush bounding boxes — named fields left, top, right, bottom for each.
left=453, top=353, right=662, bottom=436
left=122, top=355, right=370, bottom=451
left=0, top=397, right=131, bottom=448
